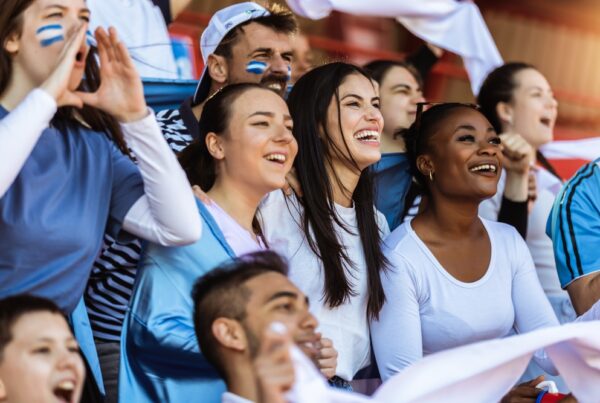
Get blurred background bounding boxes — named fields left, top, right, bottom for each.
left=171, top=0, right=600, bottom=142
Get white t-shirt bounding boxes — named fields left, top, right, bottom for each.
left=258, top=190, right=389, bottom=381
left=87, top=0, right=179, bottom=79
left=479, top=168, right=565, bottom=297
left=204, top=200, right=265, bottom=256
left=371, top=218, right=559, bottom=380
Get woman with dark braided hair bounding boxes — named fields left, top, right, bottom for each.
left=371, top=104, right=560, bottom=399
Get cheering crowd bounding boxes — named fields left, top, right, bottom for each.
left=1, top=0, right=600, bottom=402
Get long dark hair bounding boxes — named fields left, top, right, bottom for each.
left=402, top=103, right=483, bottom=217
left=178, top=83, right=268, bottom=236
left=477, top=62, right=560, bottom=178
left=287, top=62, right=388, bottom=320
left=0, top=0, right=128, bottom=155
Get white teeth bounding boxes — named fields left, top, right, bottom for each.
left=354, top=130, right=379, bottom=141
left=469, top=164, right=497, bottom=173
left=267, top=83, right=282, bottom=90
left=57, top=380, right=75, bottom=390
left=265, top=153, right=286, bottom=162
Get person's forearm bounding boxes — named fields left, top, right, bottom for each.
left=503, top=171, right=529, bottom=202
left=0, top=89, right=56, bottom=197
left=121, top=110, right=201, bottom=246
left=569, top=273, right=600, bottom=316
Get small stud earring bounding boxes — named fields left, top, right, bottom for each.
left=429, top=171, right=434, bottom=182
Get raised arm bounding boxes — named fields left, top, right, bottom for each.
left=0, top=25, right=88, bottom=197
left=79, top=27, right=200, bottom=245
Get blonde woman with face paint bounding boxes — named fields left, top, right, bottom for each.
left=0, top=0, right=200, bottom=396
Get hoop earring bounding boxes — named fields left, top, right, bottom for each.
left=429, top=171, right=434, bottom=182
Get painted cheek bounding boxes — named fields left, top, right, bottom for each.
left=246, top=60, right=268, bottom=75
left=36, top=24, right=65, bottom=47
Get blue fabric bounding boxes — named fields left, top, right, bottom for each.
left=142, top=78, right=196, bottom=113
left=372, top=152, right=412, bottom=231
left=70, top=297, right=105, bottom=396
left=119, top=199, right=233, bottom=403
left=0, top=107, right=144, bottom=314
left=547, top=158, right=600, bottom=288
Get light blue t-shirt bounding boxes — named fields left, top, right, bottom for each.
left=547, top=158, right=600, bottom=288
left=0, top=107, right=144, bottom=313
left=372, top=152, right=412, bottom=231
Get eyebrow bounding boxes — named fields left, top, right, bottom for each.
left=453, top=124, right=495, bottom=133
left=266, top=290, right=298, bottom=303
left=247, top=111, right=292, bottom=121
left=43, top=4, right=90, bottom=13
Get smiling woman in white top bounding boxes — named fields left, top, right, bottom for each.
left=370, top=104, right=560, bottom=389
left=259, top=62, right=390, bottom=387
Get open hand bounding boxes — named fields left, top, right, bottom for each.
left=76, top=27, right=147, bottom=122
left=40, top=23, right=88, bottom=108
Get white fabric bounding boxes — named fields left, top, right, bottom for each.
left=285, top=0, right=502, bottom=95
left=120, top=109, right=201, bottom=246
left=222, top=391, right=254, bottom=403
left=87, top=0, right=179, bottom=79
left=204, top=200, right=266, bottom=256
left=0, top=89, right=57, bottom=197
left=258, top=190, right=389, bottom=381
left=286, top=322, right=600, bottom=402
left=540, top=138, right=600, bottom=161
left=480, top=169, right=565, bottom=297
left=371, top=218, right=559, bottom=381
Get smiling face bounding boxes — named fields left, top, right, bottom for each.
left=0, top=312, right=85, bottom=403
left=226, top=22, right=293, bottom=97
left=420, top=107, right=502, bottom=201
left=502, top=68, right=558, bottom=149
left=241, top=272, right=318, bottom=357
left=4, top=0, right=90, bottom=92
left=378, top=65, right=424, bottom=137
left=325, top=73, right=384, bottom=172
left=209, top=87, right=297, bottom=196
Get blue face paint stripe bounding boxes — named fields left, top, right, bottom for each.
left=246, top=60, right=268, bottom=75
left=36, top=24, right=63, bottom=34
left=40, top=35, right=65, bottom=47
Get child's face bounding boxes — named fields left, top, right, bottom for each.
left=0, top=312, right=85, bottom=403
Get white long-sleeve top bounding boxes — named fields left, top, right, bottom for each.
left=0, top=89, right=200, bottom=245
left=371, top=218, right=559, bottom=380
left=258, top=190, right=389, bottom=381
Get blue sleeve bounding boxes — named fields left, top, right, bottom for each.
left=107, top=144, right=144, bottom=240
left=547, top=162, right=600, bottom=288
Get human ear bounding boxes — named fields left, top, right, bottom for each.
left=206, top=54, right=228, bottom=85
left=212, top=318, right=247, bottom=352
left=496, top=101, right=514, bottom=131
left=416, top=154, right=434, bottom=178
left=4, top=31, right=20, bottom=55
left=205, top=132, right=225, bottom=160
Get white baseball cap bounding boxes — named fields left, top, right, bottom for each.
left=193, top=2, right=270, bottom=105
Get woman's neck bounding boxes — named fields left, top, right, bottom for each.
left=380, top=129, right=406, bottom=154
left=207, top=178, right=263, bottom=235
left=418, top=193, right=482, bottom=237
left=328, top=160, right=361, bottom=208
left=0, top=67, right=37, bottom=111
